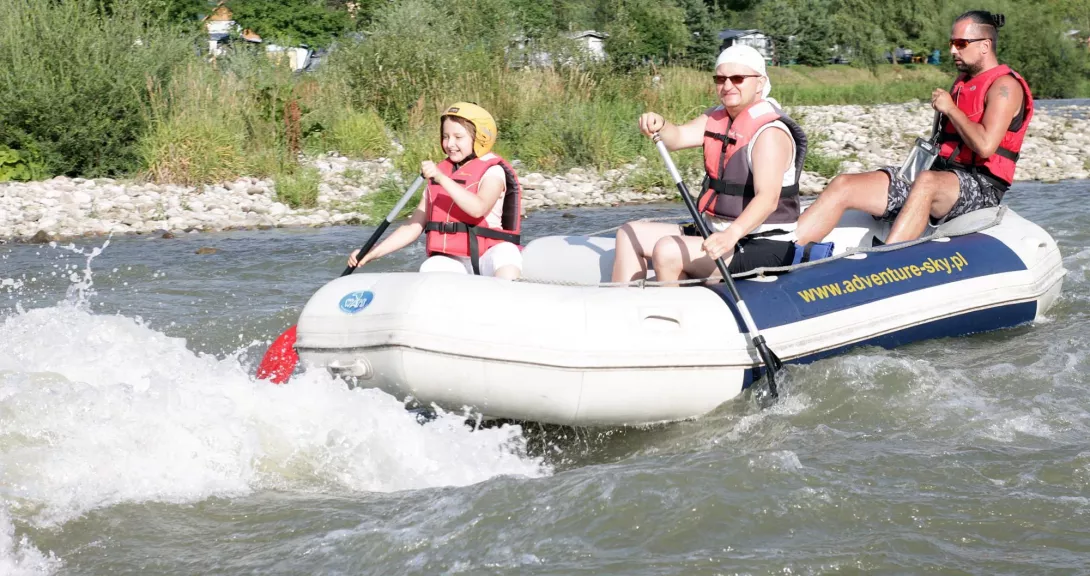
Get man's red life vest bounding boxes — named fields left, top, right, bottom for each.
left=936, top=64, right=1033, bottom=188
left=697, top=100, right=808, bottom=224
left=423, top=153, right=522, bottom=275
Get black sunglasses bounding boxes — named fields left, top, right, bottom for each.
left=713, top=74, right=762, bottom=85
left=949, top=37, right=988, bottom=49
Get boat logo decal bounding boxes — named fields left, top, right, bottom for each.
left=339, top=290, right=374, bottom=314
left=796, top=252, right=969, bottom=303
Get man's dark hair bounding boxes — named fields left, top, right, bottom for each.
left=955, top=11, right=1005, bottom=49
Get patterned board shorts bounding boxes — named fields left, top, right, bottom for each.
left=877, top=166, right=1005, bottom=225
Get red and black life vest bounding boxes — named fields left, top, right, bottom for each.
left=423, top=153, right=522, bottom=275
left=697, top=100, right=808, bottom=224
left=936, top=64, right=1033, bottom=189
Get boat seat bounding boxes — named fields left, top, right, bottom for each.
left=522, top=209, right=889, bottom=285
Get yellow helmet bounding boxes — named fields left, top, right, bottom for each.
left=441, top=102, right=497, bottom=157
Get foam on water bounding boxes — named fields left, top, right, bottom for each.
left=0, top=505, right=61, bottom=576
left=0, top=248, right=549, bottom=541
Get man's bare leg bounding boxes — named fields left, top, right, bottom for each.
left=885, top=171, right=961, bottom=244
left=612, top=221, right=685, bottom=282
left=651, top=234, right=723, bottom=284
left=795, top=171, right=894, bottom=245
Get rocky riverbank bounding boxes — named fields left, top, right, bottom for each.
left=2, top=102, right=1087, bottom=241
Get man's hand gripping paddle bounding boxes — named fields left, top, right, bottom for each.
left=652, top=134, right=782, bottom=401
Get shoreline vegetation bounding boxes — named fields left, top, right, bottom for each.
left=2, top=100, right=1087, bottom=242
left=2, top=0, right=1088, bottom=240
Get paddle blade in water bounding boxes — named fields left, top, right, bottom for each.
left=256, top=325, right=298, bottom=384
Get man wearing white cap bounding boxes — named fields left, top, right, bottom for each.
left=612, top=44, right=810, bottom=284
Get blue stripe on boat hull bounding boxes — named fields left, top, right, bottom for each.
left=710, top=232, right=1029, bottom=330
left=742, top=300, right=1038, bottom=389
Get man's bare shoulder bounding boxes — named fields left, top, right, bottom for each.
left=987, top=75, right=1024, bottom=105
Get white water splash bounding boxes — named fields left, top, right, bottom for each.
left=0, top=302, right=548, bottom=531
left=0, top=505, right=61, bottom=576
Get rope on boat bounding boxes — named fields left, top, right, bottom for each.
left=515, top=205, right=1009, bottom=288
left=577, top=215, right=690, bottom=239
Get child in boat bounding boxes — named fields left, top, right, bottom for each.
left=347, top=102, right=523, bottom=279
left=611, top=45, right=808, bottom=284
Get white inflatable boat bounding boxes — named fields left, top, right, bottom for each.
left=294, top=206, right=1065, bottom=426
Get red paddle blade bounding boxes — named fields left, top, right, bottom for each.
left=256, top=325, right=298, bottom=384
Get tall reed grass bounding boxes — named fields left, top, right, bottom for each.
left=0, top=0, right=965, bottom=186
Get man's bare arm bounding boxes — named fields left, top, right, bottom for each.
left=943, top=75, right=1024, bottom=158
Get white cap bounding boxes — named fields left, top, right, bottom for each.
left=715, top=45, right=771, bottom=99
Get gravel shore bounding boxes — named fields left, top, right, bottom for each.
left=2, top=102, right=1087, bottom=242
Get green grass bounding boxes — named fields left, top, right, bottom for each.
left=357, top=176, right=424, bottom=224
left=767, top=65, right=949, bottom=105
left=804, top=150, right=844, bottom=179
left=321, top=108, right=392, bottom=159
left=801, top=130, right=845, bottom=179
left=341, top=168, right=365, bottom=186
left=275, top=166, right=321, bottom=208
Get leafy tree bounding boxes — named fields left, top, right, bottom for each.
left=142, top=0, right=212, bottom=22
left=794, top=1, right=833, bottom=66
left=323, top=0, right=386, bottom=26
left=922, top=0, right=1089, bottom=97
left=1045, top=0, right=1090, bottom=32
left=447, top=0, right=522, bottom=53
left=677, top=0, right=720, bottom=67
left=511, top=0, right=559, bottom=38
left=829, top=0, right=886, bottom=67
left=226, top=0, right=350, bottom=47
left=719, top=0, right=762, bottom=11
left=758, top=0, right=800, bottom=65
left=604, top=0, right=691, bottom=68
left=994, top=6, right=1090, bottom=98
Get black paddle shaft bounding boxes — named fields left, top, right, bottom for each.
left=341, top=176, right=425, bottom=277
left=341, top=219, right=391, bottom=276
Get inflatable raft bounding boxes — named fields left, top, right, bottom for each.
left=294, top=206, right=1065, bottom=426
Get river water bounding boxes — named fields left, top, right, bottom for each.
left=2, top=179, right=1089, bottom=574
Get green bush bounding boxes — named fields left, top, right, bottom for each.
left=358, top=175, right=424, bottom=224
left=0, top=145, right=46, bottom=182
left=511, top=99, right=644, bottom=171
left=325, top=109, right=392, bottom=159
left=140, top=113, right=248, bottom=186
left=0, top=0, right=193, bottom=177
left=275, top=165, right=321, bottom=208
left=139, top=53, right=306, bottom=184
left=324, top=0, right=509, bottom=129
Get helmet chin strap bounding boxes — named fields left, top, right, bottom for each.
left=451, top=153, right=477, bottom=170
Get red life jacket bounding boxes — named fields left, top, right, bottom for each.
left=697, top=100, right=808, bottom=224
left=936, top=64, right=1033, bottom=188
left=423, top=153, right=522, bottom=275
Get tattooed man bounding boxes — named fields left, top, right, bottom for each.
left=795, top=11, right=1033, bottom=245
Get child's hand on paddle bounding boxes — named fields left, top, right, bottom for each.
left=421, top=160, right=441, bottom=181
left=347, top=249, right=367, bottom=268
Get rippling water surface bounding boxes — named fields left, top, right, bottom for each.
left=2, top=180, right=1089, bottom=574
